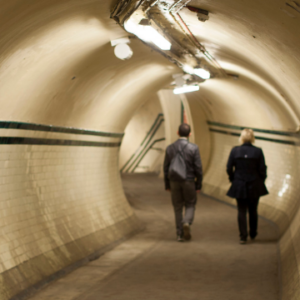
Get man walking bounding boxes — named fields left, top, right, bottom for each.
left=164, top=123, right=203, bottom=242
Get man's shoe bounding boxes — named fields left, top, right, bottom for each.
left=240, top=239, right=247, bottom=244
left=183, top=223, right=191, bottom=241
left=177, top=236, right=184, bottom=242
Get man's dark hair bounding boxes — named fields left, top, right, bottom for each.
left=178, top=123, right=191, bottom=137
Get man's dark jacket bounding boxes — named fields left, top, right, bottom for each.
left=164, top=139, right=203, bottom=190
left=226, top=143, right=268, bottom=199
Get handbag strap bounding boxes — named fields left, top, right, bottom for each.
left=173, top=141, right=189, bottom=156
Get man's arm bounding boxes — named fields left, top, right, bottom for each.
left=163, top=147, right=171, bottom=190
left=193, top=146, right=203, bottom=190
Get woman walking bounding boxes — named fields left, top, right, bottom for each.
left=226, top=129, right=268, bottom=244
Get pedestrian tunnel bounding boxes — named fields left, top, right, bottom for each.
left=0, top=0, right=300, bottom=299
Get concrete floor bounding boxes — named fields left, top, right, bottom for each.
left=28, top=174, right=279, bottom=300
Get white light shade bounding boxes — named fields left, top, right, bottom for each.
left=173, top=85, right=199, bottom=94
left=194, top=68, right=210, bottom=79
left=114, top=43, right=133, bottom=60
left=124, top=20, right=171, bottom=50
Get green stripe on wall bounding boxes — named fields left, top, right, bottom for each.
left=0, top=137, right=121, bottom=147
left=0, top=121, right=124, bottom=138
left=207, top=121, right=298, bottom=137
left=209, top=129, right=296, bottom=145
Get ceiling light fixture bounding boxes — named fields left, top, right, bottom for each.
left=173, top=85, right=199, bottom=94
left=114, top=43, right=133, bottom=60
left=146, top=27, right=171, bottom=50
left=111, top=37, right=133, bottom=60
left=125, top=20, right=171, bottom=50
left=193, top=68, right=211, bottom=79
left=182, top=65, right=194, bottom=75
left=182, top=65, right=211, bottom=79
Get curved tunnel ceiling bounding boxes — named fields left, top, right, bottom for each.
left=182, top=0, right=300, bottom=130
left=0, top=0, right=176, bottom=132
left=0, top=0, right=299, bottom=133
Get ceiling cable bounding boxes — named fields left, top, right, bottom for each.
left=175, top=12, right=227, bottom=76
left=168, top=0, right=191, bottom=12
left=145, top=0, right=160, bottom=13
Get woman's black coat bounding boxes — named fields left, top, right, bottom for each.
left=226, top=143, right=268, bottom=199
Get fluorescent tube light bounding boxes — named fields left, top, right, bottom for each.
left=124, top=20, right=137, bottom=34
left=146, top=27, right=171, bottom=50
left=194, top=68, right=210, bottom=79
left=124, top=20, right=171, bottom=50
left=135, top=26, right=153, bottom=43
left=182, top=65, right=194, bottom=75
left=182, top=65, right=211, bottom=79
left=173, top=85, right=199, bottom=94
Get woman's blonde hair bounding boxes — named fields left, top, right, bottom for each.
left=239, top=128, right=255, bottom=144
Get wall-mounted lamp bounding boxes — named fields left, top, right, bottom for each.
left=111, top=37, right=133, bottom=60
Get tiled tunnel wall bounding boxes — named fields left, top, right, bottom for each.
left=0, top=125, right=140, bottom=300
left=119, top=95, right=165, bottom=174
left=1, top=117, right=300, bottom=300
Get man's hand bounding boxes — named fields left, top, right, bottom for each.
left=166, top=189, right=171, bottom=192
left=196, top=190, right=201, bottom=193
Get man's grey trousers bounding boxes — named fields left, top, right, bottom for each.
left=170, top=180, right=197, bottom=236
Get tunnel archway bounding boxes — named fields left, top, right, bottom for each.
left=0, top=1, right=300, bottom=299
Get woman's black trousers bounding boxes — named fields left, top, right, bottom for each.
left=236, top=198, right=259, bottom=241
